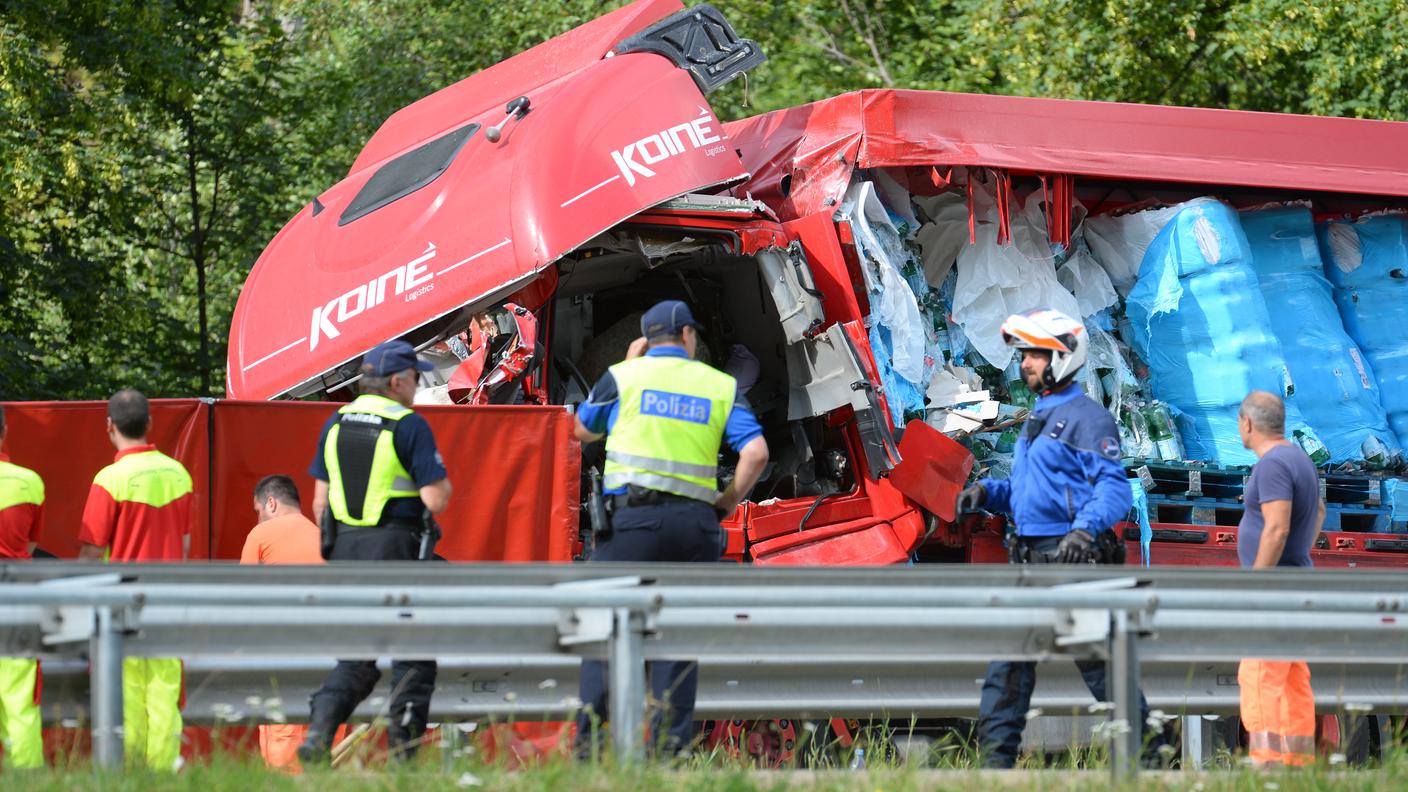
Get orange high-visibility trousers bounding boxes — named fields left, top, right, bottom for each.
left=1239, top=659, right=1315, bottom=766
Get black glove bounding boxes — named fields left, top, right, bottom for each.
left=956, top=484, right=985, bottom=514
left=1056, top=528, right=1096, bottom=564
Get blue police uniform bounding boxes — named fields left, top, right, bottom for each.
left=973, top=384, right=1164, bottom=767
left=574, top=344, right=763, bottom=757
left=300, top=341, right=447, bottom=763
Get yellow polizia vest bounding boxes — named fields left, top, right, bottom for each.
left=324, top=394, right=420, bottom=526
left=603, top=354, right=736, bottom=503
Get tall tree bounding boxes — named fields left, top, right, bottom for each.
left=3, top=0, right=1405, bottom=400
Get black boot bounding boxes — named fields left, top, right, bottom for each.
left=296, top=701, right=343, bottom=765
left=387, top=660, right=435, bottom=761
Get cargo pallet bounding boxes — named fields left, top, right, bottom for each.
left=1144, top=494, right=1401, bottom=533
left=1127, top=461, right=1407, bottom=534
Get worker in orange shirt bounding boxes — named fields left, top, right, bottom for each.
left=240, top=474, right=334, bottom=772
left=78, top=389, right=192, bottom=770
left=0, top=404, right=45, bottom=769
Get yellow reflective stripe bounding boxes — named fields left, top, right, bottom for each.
left=606, top=450, right=717, bottom=478
left=603, top=471, right=719, bottom=503
left=93, top=452, right=192, bottom=509
left=0, top=462, right=44, bottom=510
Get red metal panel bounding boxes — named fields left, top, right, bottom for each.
left=1, top=400, right=209, bottom=559
left=228, top=53, right=748, bottom=400
left=781, top=211, right=865, bottom=323
left=723, top=92, right=864, bottom=224
left=751, top=518, right=907, bottom=566
left=725, top=89, right=1408, bottom=222
left=888, top=419, right=974, bottom=522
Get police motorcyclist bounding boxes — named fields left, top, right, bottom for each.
left=572, top=300, right=769, bottom=759
left=298, top=340, right=453, bottom=763
left=956, top=308, right=1165, bottom=768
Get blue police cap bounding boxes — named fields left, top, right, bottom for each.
left=640, top=300, right=701, bottom=339
left=362, top=340, right=434, bottom=376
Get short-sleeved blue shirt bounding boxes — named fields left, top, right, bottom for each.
left=310, top=408, right=447, bottom=525
left=1237, top=444, right=1319, bottom=568
left=576, top=345, right=764, bottom=495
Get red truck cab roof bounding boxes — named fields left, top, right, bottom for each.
left=226, top=0, right=757, bottom=400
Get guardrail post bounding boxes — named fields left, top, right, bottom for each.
left=1181, top=715, right=1211, bottom=769
left=609, top=607, right=646, bottom=764
left=1109, top=608, right=1140, bottom=782
left=90, top=605, right=125, bottom=768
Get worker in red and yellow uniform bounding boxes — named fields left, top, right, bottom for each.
left=240, top=474, right=335, bottom=772
left=78, top=389, right=192, bottom=771
left=0, top=404, right=45, bottom=769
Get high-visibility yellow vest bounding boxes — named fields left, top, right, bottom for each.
left=324, top=394, right=420, bottom=526
left=602, top=354, right=736, bottom=503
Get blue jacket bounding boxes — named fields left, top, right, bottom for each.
left=978, top=385, right=1131, bottom=537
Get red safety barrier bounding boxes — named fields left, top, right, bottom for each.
left=0, top=400, right=580, bottom=562
left=209, top=401, right=581, bottom=562
left=2, top=400, right=210, bottom=560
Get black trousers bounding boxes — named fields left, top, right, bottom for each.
left=307, top=528, right=437, bottom=755
left=575, top=498, right=723, bottom=757
left=976, top=534, right=1165, bottom=768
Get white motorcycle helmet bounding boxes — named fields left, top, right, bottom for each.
left=1000, top=308, right=1088, bottom=392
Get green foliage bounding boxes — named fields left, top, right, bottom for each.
left=2, top=0, right=1405, bottom=399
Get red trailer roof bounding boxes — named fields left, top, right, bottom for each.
left=723, top=90, right=1408, bottom=221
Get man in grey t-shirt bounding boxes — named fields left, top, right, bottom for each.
left=1235, top=391, right=1324, bottom=766
left=1236, top=391, right=1324, bottom=568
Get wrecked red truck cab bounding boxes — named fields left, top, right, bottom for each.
left=227, top=0, right=968, bottom=565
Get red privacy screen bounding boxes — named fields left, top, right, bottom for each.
left=1, top=400, right=579, bottom=562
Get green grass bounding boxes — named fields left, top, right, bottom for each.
left=5, top=729, right=1408, bottom=792
left=4, top=758, right=1408, bottom=792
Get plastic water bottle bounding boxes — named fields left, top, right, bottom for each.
left=849, top=747, right=866, bottom=771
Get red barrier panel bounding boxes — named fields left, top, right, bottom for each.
left=209, top=401, right=580, bottom=562
left=2, top=400, right=209, bottom=559
left=1, top=400, right=579, bottom=562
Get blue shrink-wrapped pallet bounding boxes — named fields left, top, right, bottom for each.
left=1317, top=214, right=1408, bottom=450
left=1125, top=198, right=1313, bottom=467
left=1242, top=206, right=1397, bottom=462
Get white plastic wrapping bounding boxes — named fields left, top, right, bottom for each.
left=952, top=180, right=1081, bottom=369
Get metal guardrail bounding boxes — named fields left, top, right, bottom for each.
left=31, top=656, right=1408, bottom=722
left=3, top=563, right=1408, bottom=778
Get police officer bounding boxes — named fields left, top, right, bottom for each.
left=956, top=308, right=1165, bottom=768
left=298, top=340, right=453, bottom=763
left=573, top=300, right=769, bottom=758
